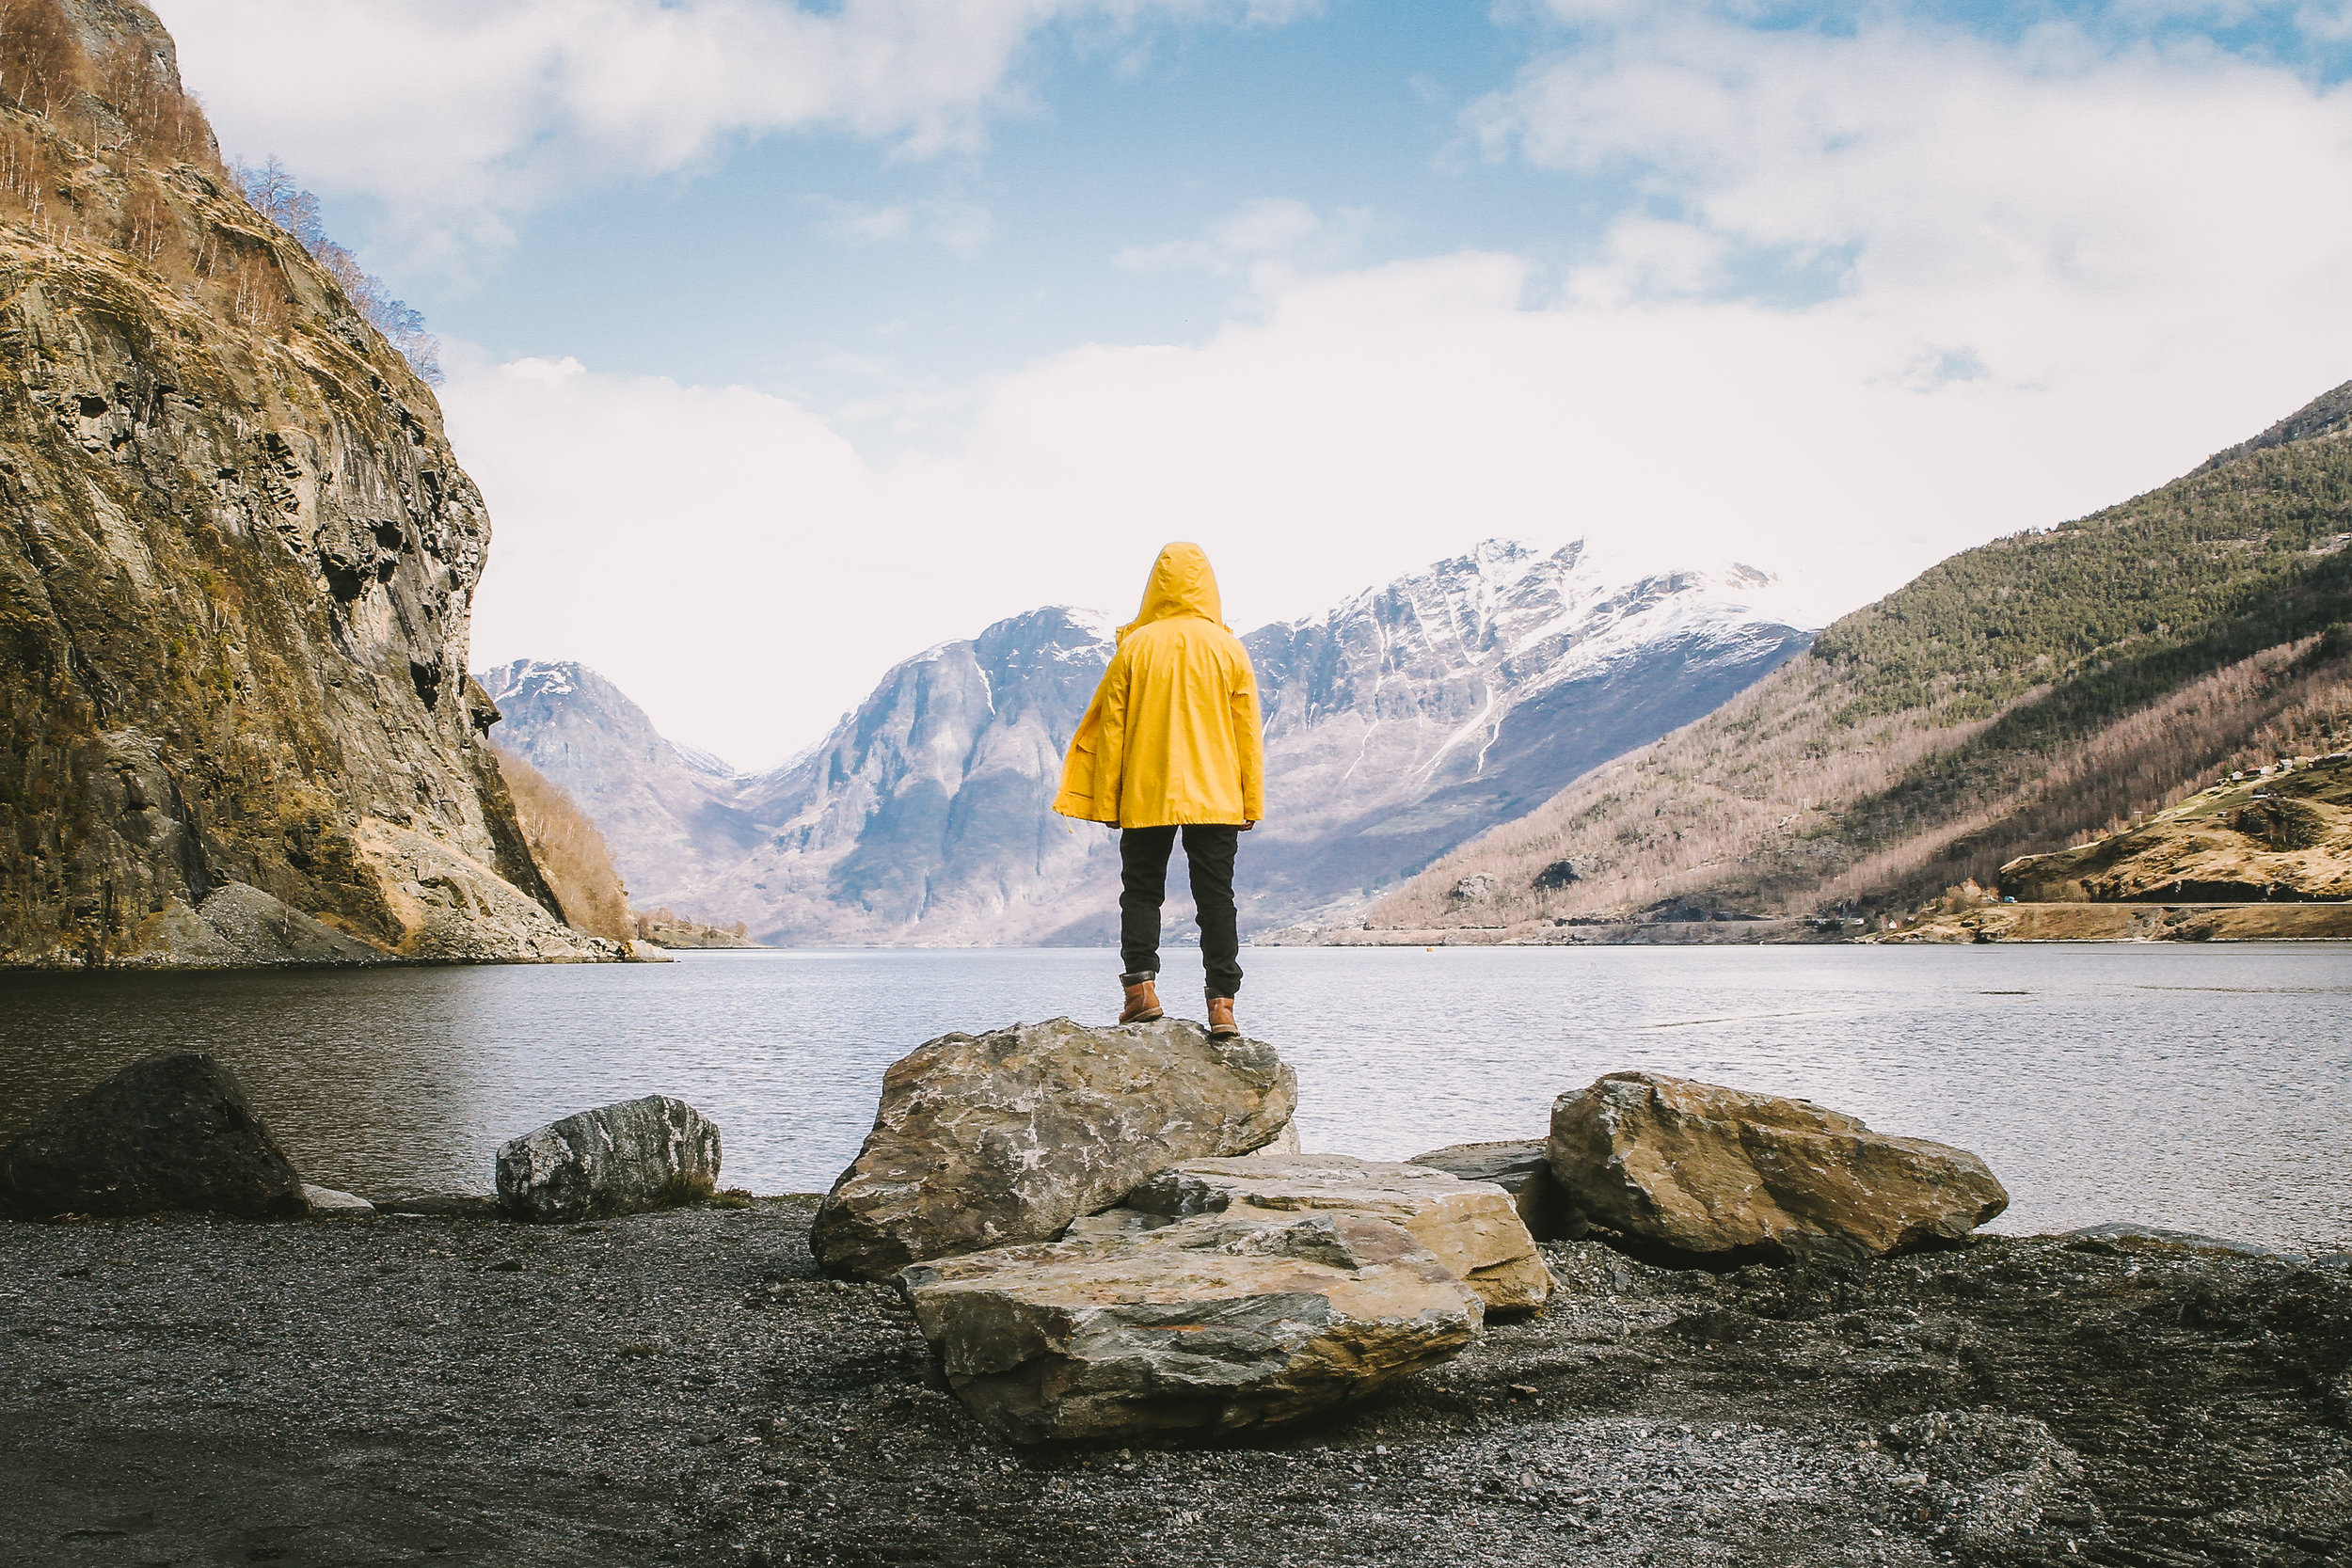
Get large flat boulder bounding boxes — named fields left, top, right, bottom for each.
left=496, top=1095, right=722, bottom=1223
left=1120, top=1153, right=1551, bottom=1313
left=1407, top=1138, right=1581, bottom=1242
left=810, top=1018, right=1295, bottom=1280
left=898, top=1208, right=1480, bottom=1443
left=0, top=1051, right=307, bottom=1219
left=1548, top=1071, right=2008, bottom=1263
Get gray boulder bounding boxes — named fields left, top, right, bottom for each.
left=1407, top=1138, right=1580, bottom=1242
left=0, top=1051, right=307, bottom=1220
left=1548, top=1071, right=2008, bottom=1262
left=496, top=1095, right=721, bottom=1223
left=899, top=1207, right=1480, bottom=1443
left=1119, top=1153, right=1551, bottom=1313
left=810, top=1017, right=1295, bottom=1280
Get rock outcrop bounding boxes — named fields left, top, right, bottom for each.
left=810, top=1018, right=1295, bottom=1280
left=0, top=1050, right=306, bottom=1218
left=495, top=1095, right=722, bottom=1223
left=1407, top=1138, right=1579, bottom=1242
left=0, top=2, right=612, bottom=967
left=1998, top=752, right=2352, bottom=904
left=898, top=1207, right=1481, bottom=1443
left=1548, top=1072, right=2009, bottom=1262
left=1117, top=1154, right=1551, bottom=1313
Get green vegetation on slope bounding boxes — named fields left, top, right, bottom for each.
left=1812, top=441, right=2352, bottom=727
left=1362, top=385, right=2352, bottom=934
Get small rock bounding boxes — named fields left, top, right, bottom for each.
left=1548, top=1072, right=2008, bottom=1262
left=810, top=1018, right=1295, bottom=1280
left=898, top=1208, right=1480, bottom=1443
left=496, top=1096, right=722, bottom=1224
left=302, top=1184, right=375, bottom=1216
left=1119, top=1153, right=1550, bottom=1312
left=0, top=1051, right=307, bottom=1220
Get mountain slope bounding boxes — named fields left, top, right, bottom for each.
left=0, top=2, right=611, bottom=965
left=1356, top=381, right=2352, bottom=938
left=479, top=658, right=758, bottom=904
left=492, top=545, right=1812, bottom=944
left=1238, top=542, right=1809, bottom=925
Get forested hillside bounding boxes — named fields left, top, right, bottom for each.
left=1356, top=382, right=2352, bottom=936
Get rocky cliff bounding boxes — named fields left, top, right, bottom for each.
left=491, top=546, right=1810, bottom=943
left=0, top=1, right=612, bottom=965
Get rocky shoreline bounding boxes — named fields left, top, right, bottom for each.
left=4, top=1197, right=2345, bottom=1568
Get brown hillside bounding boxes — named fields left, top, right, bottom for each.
left=1356, top=388, right=2352, bottom=939
left=493, top=748, right=634, bottom=944
left=1999, top=752, right=2352, bottom=904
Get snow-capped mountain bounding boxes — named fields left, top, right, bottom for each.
left=1236, top=540, right=1811, bottom=925
left=477, top=659, right=759, bottom=903
left=480, top=541, right=1812, bottom=942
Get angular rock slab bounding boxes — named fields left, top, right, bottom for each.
left=899, top=1210, right=1480, bottom=1443
left=0, top=1051, right=306, bottom=1219
left=302, top=1184, right=376, bottom=1217
left=1120, top=1153, right=1551, bottom=1313
left=810, top=1018, right=1295, bottom=1280
left=1547, top=1072, right=2008, bottom=1262
left=1407, top=1138, right=1581, bottom=1242
left=496, top=1095, right=721, bottom=1223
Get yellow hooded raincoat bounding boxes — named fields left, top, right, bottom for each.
left=1053, top=543, right=1265, bottom=829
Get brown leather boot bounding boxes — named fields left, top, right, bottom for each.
left=1120, top=979, right=1164, bottom=1023
left=1206, top=996, right=1239, bottom=1038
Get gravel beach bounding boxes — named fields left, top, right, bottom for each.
left=4, top=1198, right=2346, bottom=1568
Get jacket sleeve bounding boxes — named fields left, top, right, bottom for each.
left=1051, top=650, right=1124, bottom=822
left=1093, top=647, right=1132, bottom=826
left=1232, top=649, right=1265, bottom=822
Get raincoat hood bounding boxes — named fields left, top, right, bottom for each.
left=1121, top=542, right=1224, bottom=640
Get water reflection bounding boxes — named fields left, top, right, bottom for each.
left=0, top=944, right=2344, bottom=1250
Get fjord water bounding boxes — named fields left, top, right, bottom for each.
left=1, top=945, right=2344, bottom=1251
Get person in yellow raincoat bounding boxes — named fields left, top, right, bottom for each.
left=1053, top=542, right=1264, bottom=1037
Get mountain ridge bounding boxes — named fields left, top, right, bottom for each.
left=488, top=542, right=1814, bottom=943
left=1348, top=379, right=2352, bottom=940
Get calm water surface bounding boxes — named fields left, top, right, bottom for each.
left=1, top=944, right=2345, bottom=1250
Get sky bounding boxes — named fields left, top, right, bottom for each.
left=154, top=0, right=2352, bottom=770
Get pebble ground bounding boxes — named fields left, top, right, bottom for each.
left=3, top=1198, right=2346, bottom=1568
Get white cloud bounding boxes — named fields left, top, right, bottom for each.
left=313, top=4, right=2352, bottom=768
left=1475, top=13, right=2352, bottom=394
left=155, top=0, right=1311, bottom=264
left=455, top=242, right=2308, bottom=768
left=1116, top=196, right=1368, bottom=276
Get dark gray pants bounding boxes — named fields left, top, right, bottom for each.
left=1119, top=825, right=1242, bottom=998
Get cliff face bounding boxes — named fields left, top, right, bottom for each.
left=490, top=547, right=1811, bottom=944
left=0, top=1, right=613, bottom=965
